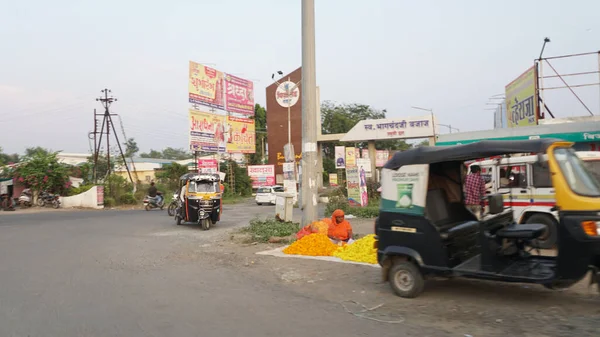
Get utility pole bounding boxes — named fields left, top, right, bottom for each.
left=301, top=0, right=318, bottom=227
left=93, top=89, right=134, bottom=185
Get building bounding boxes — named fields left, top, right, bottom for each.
left=115, top=158, right=197, bottom=183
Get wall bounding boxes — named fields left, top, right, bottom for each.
left=266, top=67, right=303, bottom=176
left=116, top=170, right=156, bottom=183
left=60, top=185, right=104, bottom=209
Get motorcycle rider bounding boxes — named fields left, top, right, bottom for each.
left=148, top=182, right=162, bottom=205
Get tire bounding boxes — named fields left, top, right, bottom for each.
left=257, top=202, right=262, bottom=206
left=526, top=214, right=557, bottom=249
left=167, top=203, right=177, bottom=216
left=388, top=261, right=425, bottom=298
left=37, top=198, right=45, bottom=207
left=202, top=218, right=211, bottom=230
left=52, top=200, right=60, bottom=209
left=543, top=279, right=577, bottom=291
left=160, top=204, right=165, bottom=210
left=176, top=216, right=182, bottom=226
left=145, top=204, right=150, bottom=211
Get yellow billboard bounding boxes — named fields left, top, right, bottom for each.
left=225, top=116, right=256, bottom=153
left=189, top=61, right=225, bottom=110
left=345, top=147, right=356, bottom=167
left=505, top=66, right=538, bottom=128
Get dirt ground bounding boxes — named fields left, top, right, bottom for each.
left=185, top=223, right=600, bottom=337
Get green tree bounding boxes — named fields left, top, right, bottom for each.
left=11, top=151, right=70, bottom=194
left=415, top=139, right=430, bottom=147
left=155, top=162, right=190, bottom=191
left=139, top=150, right=163, bottom=158
left=219, top=160, right=252, bottom=197
left=125, top=138, right=139, bottom=158
left=161, top=147, right=191, bottom=160
left=248, top=103, right=267, bottom=165
left=0, top=147, right=19, bottom=167
left=320, top=101, right=412, bottom=160
left=25, top=147, right=51, bottom=158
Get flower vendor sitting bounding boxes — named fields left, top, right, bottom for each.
left=327, top=209, right=353, bottom=244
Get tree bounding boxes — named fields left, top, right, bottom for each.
left=139, top=150, right=163, bottom=159
left=125, top=138, right=139, bottom=158
left=155, top=162, right=190, bottom=191
left=320, top=101, right=412, bottom=162
left=0, top=147, right=19, bottom=167
left=25, top=147, right=51, bottom=158
left=10, top=151, right=70, bottom=194
left=140, top=148, right=191, bottom=160
left=248, top=103, right=267, bottom=165
left=415, top=139, right=430, bottom=147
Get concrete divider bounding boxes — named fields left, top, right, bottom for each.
left=59, top=186, right=104, bottom=209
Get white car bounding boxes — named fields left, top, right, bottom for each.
left=255, top=185, right=284, bottom=205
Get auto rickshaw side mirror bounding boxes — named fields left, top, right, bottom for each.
left=488, top=194, right=504, bottom=215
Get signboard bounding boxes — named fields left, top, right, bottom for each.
left=247, top=165, right=275, bottom=188
left=225, top=74, right=254, bottom=115
left=198, top=159, right=218, bottom=174
left=361, top=149, right=369, bottom=159
left=189, top=61, right=225, bottom=110
left=329, top=173, right=338, bottom=187
left=96, top=185, right=104, bottom=206
left=225, top=116, right=255, bottom=153
left=345, top=147, right=356, bottom=168
left=334, top=146, right=345, bottom=169
left=380, top=165, right=429, bottom=215
left=275, top=81, right=300, bottom=107
left=340, top=114, right=436, bottom=142
left=505, top=66, right=538, bottom=128
left=356, top=158, right=372, bottom=178
left=376, top=150, right=390, bottom=167
left=282, top=162, right=295, bottom=181
left=345, top=167, right=362, bottom=207
left=359, top=165, right=368, bottom=207
left=189, top=109, right=226, bottom=153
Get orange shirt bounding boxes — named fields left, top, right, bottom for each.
left=328, top=221, right=352, bottom=241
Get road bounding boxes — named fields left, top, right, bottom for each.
left=0, top=202, right=424, bottom=337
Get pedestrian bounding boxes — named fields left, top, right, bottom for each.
left=464, top=165, right=486, bottom=219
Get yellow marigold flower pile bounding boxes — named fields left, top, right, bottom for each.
left=310, top=220, right=329, bottom=234
left=283, top=233, right=339, bottom=256
left=333, top=234, right=378, bottom=264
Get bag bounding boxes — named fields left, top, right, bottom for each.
left=296, top=227, right=312, bottom=240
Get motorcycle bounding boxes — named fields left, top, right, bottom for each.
left=19, top=189, right=33, bottom=208
left=37, top=191, right=60, bottom=209
left=144, top=192, right=165, bottom=211
left=167, top=192, right=180, bottom=216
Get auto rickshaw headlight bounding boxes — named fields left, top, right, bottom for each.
left=581, top=221, right=600, bottom=236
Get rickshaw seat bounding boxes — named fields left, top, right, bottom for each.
left=426, top=188, right=479, bottom=239
left=495, top=223, right=545, bottom=240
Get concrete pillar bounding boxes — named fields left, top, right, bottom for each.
left=428, top=136, right=436, bottom=146
left=317, top=142, right=324, bottom=188
left=368, top=140, right=377, bottom=182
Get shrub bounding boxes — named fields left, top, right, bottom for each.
left=64, top=184, right=94, bottom=196
left=241, top=218, right=300, bottom=243
left=104, top=197, right=116, bottom=207
left=119, top=193, right=137, bottom=205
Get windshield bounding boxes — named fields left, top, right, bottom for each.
left=257, top=188, right=271, bottom=193
left=554, top=148, right=600, bottom=197
left=188, top=181, right=217, bottom=193
left=273, top=186, right=284, bottom=192
left=584, top=160, right=600, bottom=181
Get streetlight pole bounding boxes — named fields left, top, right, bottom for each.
left=271, top=75, right=301, bottom=149
left=437, top=123, right=459, bottom=133
left=301, top=0, right=318, bottom=227
left=411, top=106, right=436, bottom=145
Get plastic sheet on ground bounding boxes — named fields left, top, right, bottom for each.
left=256, top=246, right=380, bottom=268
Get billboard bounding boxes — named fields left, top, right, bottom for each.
left=247, top=165, right=275, bottom=188
left=198, top=159, right=218, bottom=174
left=376, top=150, right=390, bottom=167
left=189, top=61, right=225, bottom=110
left=334, top=146, right=345, bottom=169
left=505, top=66, right=538, bottom=128
left=225, top=74, right=254, bottom=115
left=329, top=173, right=338, bottom=187
left=345, top=147, right=356, bottom=167
left=189, top=109, right=226, bottom=153
left=225, top=116, right=255, bottom=153
left=340, top=114, right=436, bottom=142
left=346, top=167, right=361, bottom=207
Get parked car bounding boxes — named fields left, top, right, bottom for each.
left=255, top=185, right=284, bottom=205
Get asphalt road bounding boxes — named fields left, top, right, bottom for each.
left=0, top=203, right=414, bottom=337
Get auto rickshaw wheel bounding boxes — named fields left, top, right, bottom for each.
left=526, top=214, right=557, bottom=249
left=389, top=261, right=424, bottom=298
left=542, top=279, right=578, bottom=291
left=202, top=218, right=211, bottom=230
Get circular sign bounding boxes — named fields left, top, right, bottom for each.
left=275, top=81, right=300, bottom=107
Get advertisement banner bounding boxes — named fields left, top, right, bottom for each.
left=376, top=150, right=390, bottom=167
left=189, top=109, right=226, bottom=153
left=198, top=159, right=218, bottom=174
left=505, top=66, right=538, bottom=128
left=189, top=61, right=225, bottom=110
left=282, top=162, right=295, bottom=181
left=334, top=146, right=346, bottom=169
left=358, top=164, right=368, bottom=207
left=329, top=173, right=338, bottom=187
left=380, top=165, right=429, bottom=215
left=346, top=167, right=361, bottom=206
left=225, top=74, right=254, bottom=115
left=361, top=149, right=369, bottom=159
left=247, top=165, right=275, bottom=188
left=345, top=147, right=356, bottom=167
left=357, top=158, right=372, bottom=178
left=96, top=186, right=104, bottom=206
left=225, top=116, right=255, bottom=153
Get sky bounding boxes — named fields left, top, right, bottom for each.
left=1, top=0, right=599, bottom=155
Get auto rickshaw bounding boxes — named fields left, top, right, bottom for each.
left=375, top=139, right=600, bottom=298
left=175, top=173, right=222, bottom=230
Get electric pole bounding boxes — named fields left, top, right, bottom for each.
left=92, top=89, right=134, bottom=185
left=301, top=0, right=318, bottom=227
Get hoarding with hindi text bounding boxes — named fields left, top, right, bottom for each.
left=247, top=165, right=275, bottom=188
left=225, top=74, right=255, bottom=116
left=505, top=66, right=538, bottom=128
left=189, top=61, right=225, bottom=110
left=225, top=116, right=255, bottom=153
left=188, top=109, right=226, bottom=153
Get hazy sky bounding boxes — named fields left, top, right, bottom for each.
left=1, top=0, right=599, bottom=155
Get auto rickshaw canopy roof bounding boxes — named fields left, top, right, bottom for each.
left=179, top=173, right=220, bottom=182
left=383, top=138, right=563, bottom=170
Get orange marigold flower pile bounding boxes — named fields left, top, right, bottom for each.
left=283, top=233, right=339, bottom=256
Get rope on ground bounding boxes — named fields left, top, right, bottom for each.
left=341, top=300, right=405, bottom=324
